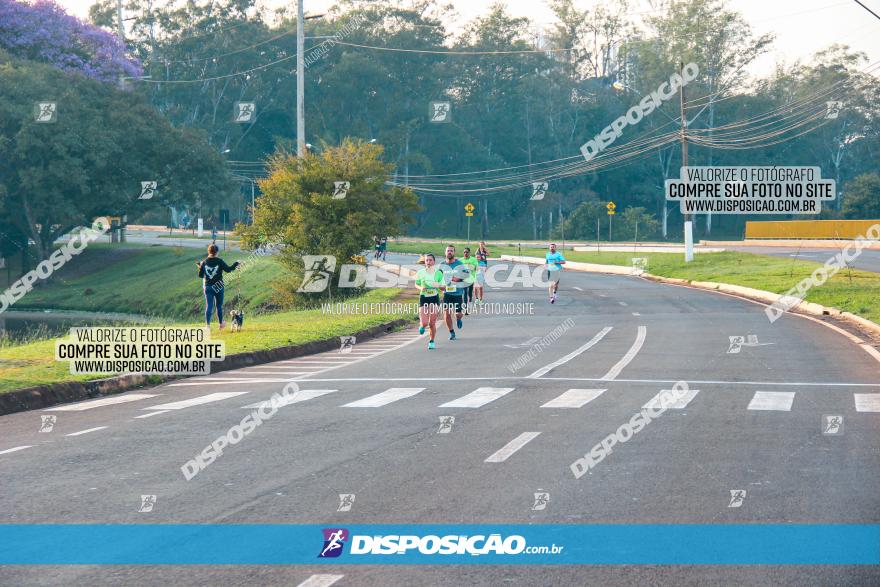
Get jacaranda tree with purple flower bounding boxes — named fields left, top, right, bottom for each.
left=0, top=0, right=141, bottom=83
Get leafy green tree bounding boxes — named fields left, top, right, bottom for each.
left=239, top=139, right=419, bottom=299
left=617, top=206, right=659, bottom=241
left=0, top=50, right=233, bottom=259
left=841, top=173, right=880, bottom=219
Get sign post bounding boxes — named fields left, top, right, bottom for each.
left=607, top=201, right=616, bottom=241
left=464, top=202, right=475, bottom=244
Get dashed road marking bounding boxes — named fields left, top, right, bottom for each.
left=297, top=574, right=344, bottom=587
left=632, top=312, right=641, bottom=316
left=573, top=286, right=584, bottom=291
left=440, top=387, right=516, bottom=408
left=540, top=388, right=606, bottom=408
left=748, top=391, right=795, bottom=411
left=343, top=387, right=425, bottom=408
left=854, top=393, right=880, bottom=412
left=643, top=389, right=700, bottom=410
left=618, top=301, right=628, bottom=306
left=144, top=392, right=249, bottom=410
left=47, top=393, right=160, bottom=411
left=134, top=410, right=171, bottom=419
left=600, top=325, right=646, bottom=381
left=485, top=432, right=541, bottom=462
left=527, top=327, right=613, bottom=378
left=243, top=389, right=337, bottom=409
left=0, top=445, right=33, bottom=455
left=66, top=426, right=108, bottom=437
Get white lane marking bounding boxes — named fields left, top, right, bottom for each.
left=440, top=387, right=515, bottom=409
left=134, top=410, right=171, bottom=419
left=144, top=392, right=248, bottom=410
left=573, top=286, right=584, bottom=291
left=527, top=327, right=613, bottom=378
left=747, top=391, right=795, bottom=411
left=295, top=334, right=422, bottom=380
left=854, top=394, right=880, bottom=412
left=47, top=393, right=159, bottom=411
left=541, top=389, right=606, bottom=408
left=277, top=360, right=349, bottom=364
left=600, top=326, right=647, bottom=381
left=485, top=432, right=541, bottom=463
left=224, top=371, right=312, bottom=376
left=243, top=389, right=337, bottom=409
left=169, top=379, right=289, bottom=386
left=296, top=574, right=344, bottom=587
left=632, top=312, right=641, bottom=316
left=599, top=293, right=608, bottom=297
left=643, top=389, right=700, bottom=409
left=239, top=365, right=328, bottom=370
left=343, top=387, right=425, bottom=408
left=618, top=301, right=628, bottom=306
left=66, top=426, right=108, bottom=437
left=0, top=445, right=33, bottom=455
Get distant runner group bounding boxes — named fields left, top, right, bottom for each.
left=414, top=242, right=565, bottom=349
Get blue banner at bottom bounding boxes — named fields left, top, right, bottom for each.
left=0, top=525, right=878, bottom=565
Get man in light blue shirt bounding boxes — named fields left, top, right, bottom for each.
left=545, top=243, right=566, bottom=304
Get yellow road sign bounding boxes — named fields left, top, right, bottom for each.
left=464, top=202, right=475, bottom=213
left=607, top=201, right=616, bottom=215
left=465, top=212, right=474, bottom=217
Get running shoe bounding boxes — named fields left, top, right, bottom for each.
left=419, top=326, right=426, bottom=335
left=449, top=331, right=456, bottom=340
left=428, top=340, right=435, bottom=349
left=456, top=317, right=463, bottom=329
left=550, top=294, right=556, bottom=304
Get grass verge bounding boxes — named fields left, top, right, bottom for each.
left=0, top=288, right=413, bottom=394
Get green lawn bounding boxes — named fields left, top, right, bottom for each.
left=0, top=287, right=413, bottom=394
left=13, top=244, right=277, bottom=319
left=390, top=240, right=880, bottom=324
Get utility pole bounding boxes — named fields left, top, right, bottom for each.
left=296, top=0, right=305, bottom=157
left=679, top=61, right=694, bottom=263
left=116, top=0, right=125, bottom=90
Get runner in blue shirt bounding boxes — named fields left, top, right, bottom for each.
left=545, top=243, right=566, bottom=304
left=440, top=245, right=466, bottom=340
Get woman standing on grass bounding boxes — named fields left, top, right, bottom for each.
left=415, top=253, right=443, bottom=350
left=196, top=244, right=240, bottom=330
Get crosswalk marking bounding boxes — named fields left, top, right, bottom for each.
left=242, top=389, right=337, bottom=409
left=541, top=389, right=606, bottom=409
left=144, top=392, right=249, bottom=410
left=296, top=575, right=344, bottom=587
left=343, top=388, right=425, bottom=408
left=854, top=393, right=880, bottom=412
left=747, top=391, right=795, bottom=411
left=47, top=393, right=159, bottom=411
left=600, top=325, right=647, bottom=381
left=0, top=445, right=32, bottom=455
left=485, top=432, right=541, bottom=462
left=439, top=387, right=515, bottom=408
left=643, top=389, right=700, bottom=410
left=527, top=327, right=613, bottom=378
left=66, top=426, right=108, bottom=437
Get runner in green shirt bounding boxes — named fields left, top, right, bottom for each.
left=415, top=253, right=443, bottom=349
left=460, top=247, right=479, bottom=315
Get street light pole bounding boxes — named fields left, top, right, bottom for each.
left=679, top=61, right=694, bottom=263
left=296, top=0, right=305, bottom=157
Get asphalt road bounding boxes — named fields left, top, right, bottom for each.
left=721, top=244, right=880, bottom=274
left=2, top=260, right=880, bottom=585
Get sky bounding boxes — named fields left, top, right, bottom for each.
left=53, top=0, right=880, bottom=79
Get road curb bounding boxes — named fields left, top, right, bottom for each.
left=500, top=254, right=880, bottom=340
left=0, top=318, right=413, bottom=417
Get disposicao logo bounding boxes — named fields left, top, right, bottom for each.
left=318, top=528, right=349, bottom=558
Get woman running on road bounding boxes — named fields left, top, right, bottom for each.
left=415, top=253, right=443, bottom=349
left=474, top=241, right=489, bottom=303
left=196, top=244, right=240, bottom=329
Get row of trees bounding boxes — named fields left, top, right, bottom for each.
left=81, top=0, right=879, bottom=240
